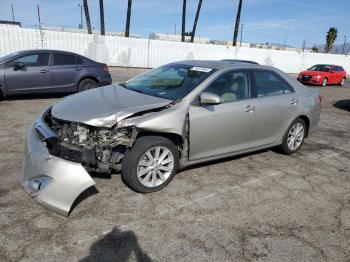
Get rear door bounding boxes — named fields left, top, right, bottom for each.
left=4, top=52, right=51, bottom=94
left=189, top=70, right=256, bottom=160
left=251, top=69, right=300, bottom=147
left=51, top=52, right=83, bottom=92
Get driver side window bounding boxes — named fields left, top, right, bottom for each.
left=7, top=53, right=49, bottom=67
left=205, top=70, right=250, bottom=103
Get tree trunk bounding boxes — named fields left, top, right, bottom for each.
left=191, top=0, right=203, bottom=43
left=181, top=0, right=186, bottom=42
left=232, top=0, right=243, bottom=46
left=125, top=0, right=132, bottom=37
left=99, top=0, right=105, bottom=35
left=83, top=0, right=92, bottom=34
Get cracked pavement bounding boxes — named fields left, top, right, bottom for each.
left=0, top=68, right=350, bottom=261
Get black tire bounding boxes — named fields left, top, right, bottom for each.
left=122, top=136, right=179, bottom=193
left=279, top=118, right=307, bottom=155
left=339, top=77, right=346, bottom=86
left=321, top=78, right=328, bottom=87
left=78, top=78, right=97, bottom=92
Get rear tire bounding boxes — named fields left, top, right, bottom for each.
left=78, top=78, right=97, bottom=92
left=122, top=136, right=179, bottom=193
left=339, top=77, right=346, bottom=86
left=280, top=118, right=306, bottom=155
left=321, top=78, right=328, bottom=87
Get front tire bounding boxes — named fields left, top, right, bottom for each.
left=280, top=118, right=306, bottom=155
left=321, top=78, right=328, bottom=87
left=122, top=136, right=179, bottom=193
left=78, top=78, right=97, bottom=92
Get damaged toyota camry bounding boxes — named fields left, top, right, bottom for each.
left=21, top=60, right=321, bottom=215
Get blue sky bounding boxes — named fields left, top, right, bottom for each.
left=0, top=0, right=349, bottom=47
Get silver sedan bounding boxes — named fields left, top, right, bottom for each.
left=21, top=61, right=321, bottom=215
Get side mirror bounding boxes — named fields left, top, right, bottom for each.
left=14, top=62, right=25, bottom=70
left=200, top=92, right=222, bottom=105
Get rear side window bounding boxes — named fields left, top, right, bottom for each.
left=76, top=56, right=84, bottom=65
left=333, top=66, right=344, bottom=72
left=53, top=53, right=77, bottom=65
left=253, top=70, right=294, bottom=98
left=7, top=53, right=49, bottom=67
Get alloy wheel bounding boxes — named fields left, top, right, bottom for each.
left=287, top=122, right=304, bottom=151
left=137, top=146, right=174, bottom=188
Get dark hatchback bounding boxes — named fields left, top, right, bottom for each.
left=0, top=49, right=112, bottom=98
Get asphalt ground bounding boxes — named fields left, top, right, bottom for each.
left=0, top=67, right=350, bottom=261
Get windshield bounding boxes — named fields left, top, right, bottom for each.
left=0, top=52, right=22, bottom=63
left=308, top=65, right=332, bottom=72
left=122, top=64, right=215, bottom=100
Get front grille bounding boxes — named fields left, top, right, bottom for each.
left=301, top=75, right=312, bottom=81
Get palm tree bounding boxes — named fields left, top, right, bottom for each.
left=99, top=0, right=105, bottom=35
left=190, top=0, right=203, bottom=43
left=325, top=27, right=338, bottom=53
left=125, top=0, right=132, bottom=37
left=83, top=0, right=92, bottom=34
left=181, top=0, right=186, bottom=42
left=311, top=46, right=319, bottom=53
left=232, top=0, right=243, bottom=46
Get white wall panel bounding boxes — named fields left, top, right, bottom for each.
left=0, top=27, right=349, bottom=73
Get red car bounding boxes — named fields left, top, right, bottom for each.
left=298, top=64, right=347, bottom=87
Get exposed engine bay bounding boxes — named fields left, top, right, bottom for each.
left=42, top=109, right=133, bottom=173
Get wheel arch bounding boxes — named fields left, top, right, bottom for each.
left=136, top=131, right=184, bottom=148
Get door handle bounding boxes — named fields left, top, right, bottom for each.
left=244, top=105, right=256, bottom=112
left=40, top=69, right=49, bottom=73
left=74, top=67, right=83, bottom=71
left=289, top=98, right=298, bottom=105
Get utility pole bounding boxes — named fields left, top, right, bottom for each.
left=239, top=23, right=244, bottom=47
left=342, top=35, right=347, bottom=55
left=37, top=4, right=43, bottom=48
left=99, top=0, right=105, bottom=35
left=11, top=4, right=15, bottom=21
left=83, top=0, right=92, bottom=34
left=283, top=36, right=287, bottom=50
left=302, top=40, right=306, bottom=52
left=181, top=0, right=186, bottom=42
left=190, top=0, right=202, bottom=43
left=125, top=0, right=132, bottom=37
left=78, top=4, right=83, bottom=29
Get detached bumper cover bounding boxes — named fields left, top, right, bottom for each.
left=21, top=119, right=96, bottom=216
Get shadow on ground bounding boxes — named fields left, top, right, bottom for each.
left=80, top=227, right=152, bottom=262
left=333, top=99, right=350, bottom=112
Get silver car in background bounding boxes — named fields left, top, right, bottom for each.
left=21, top=61, right=321, bottom=215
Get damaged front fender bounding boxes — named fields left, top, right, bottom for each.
left=21, top=122, right=96, bottom=216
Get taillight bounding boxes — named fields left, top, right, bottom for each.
left=103, top=64, right=109, bottom=72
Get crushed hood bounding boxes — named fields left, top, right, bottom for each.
left=51, top=84, right=171, bottom=127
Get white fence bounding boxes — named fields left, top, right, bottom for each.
left=1, top=26, right=349, bottom=74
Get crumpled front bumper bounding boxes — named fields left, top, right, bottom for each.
left=21, top=119, right=96, bottom=216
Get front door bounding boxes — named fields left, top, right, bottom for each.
left=189, top=70, right=255, bottom=160
left=4, top=52, right=51, bottom=94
